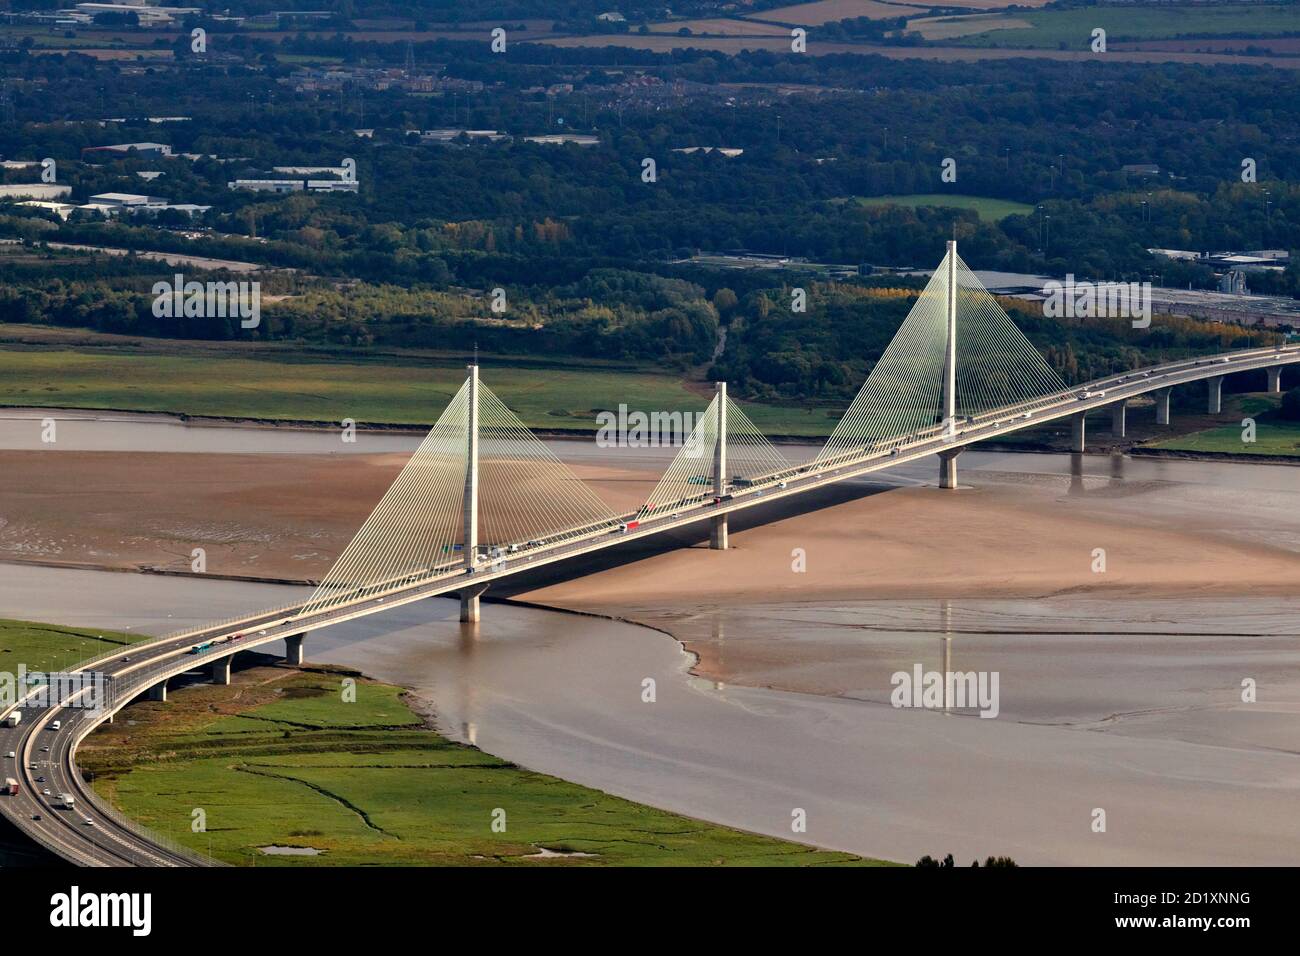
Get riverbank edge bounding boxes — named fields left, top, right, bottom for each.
left=5, top=402, right=1295, bottom=458
left=51, top=621, right=888, bottom=866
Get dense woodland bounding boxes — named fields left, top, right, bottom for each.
left=0, top=31, right=1295, bottom=398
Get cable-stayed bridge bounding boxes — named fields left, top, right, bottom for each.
left=3, top=241, right=1298, bottom=865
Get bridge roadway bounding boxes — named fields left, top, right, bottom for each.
left=1, top=342, right=1296, bottom=865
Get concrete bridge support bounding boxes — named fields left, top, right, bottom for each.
left=1110, top=400, right=1127, bottom=438
left=146, top=681, right=167, bottom=703
left=1154, top=387, right=1172, bottom=426
left=938, top=448, right=963, bottom=489
left=1207, top=375, right=1224, bottom=414
left=1071, top=412, right=1086, bottom=453
left=710, top=515, right=728, bottom=550
left=284, top=633, right=305, bottom=666
left=211, top=657, right=231, bottom=685
left=1268, top=367, right=1283, bottom=394
left=459, top=584, right=488, bottom=623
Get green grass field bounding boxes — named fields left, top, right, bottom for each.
left=70, top=661, right=887, bottom=866
left=0, top=338, right=835, bottom=437
left=1149, top=418, right=1300, bottom=456
left=855, top=194, right=1033, bottom=222
left=0, top=619, right=149, bottom=675
left=953, top=4, right=1300, bottom=48
left=1145, top=395, right=1300, bottom=457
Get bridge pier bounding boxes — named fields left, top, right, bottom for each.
left=710, top=514, right=728, bottom=550
left=284, top=633, right=305, bottom=666
left=1110, top=400, right=1127, bottom=438
left=211, top=656, right=231, bottom=686
left=146, top=680, right=167, bottom=703
left=1154, top=387, right=1172, bottom=426
left=1071, top=412, right=1086, bottom=453
left=459, top=584, right=488, bottom=623
left=1267, top=367, right=1283, bottom=394
left=938, top=448, right=963, bottom=489
left=1207, top=375, right=1224, bottom=414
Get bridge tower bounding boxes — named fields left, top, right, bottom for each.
left=938, top=240, right=963, bottom=489
left=710, top=381, right=728, bottom=549
left=460, top=364, right=486, bottom=622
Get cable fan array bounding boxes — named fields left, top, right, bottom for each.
left=816, top=247, right=1065, bottom=466
left=303, top=380, right=471, bottom=615
left=302, top=375, right=620, bottom=616
left=638, top=394, right=788, bottom=520
left=476, top=382, right=621, bottom=551
left=952, top=251, right=1066, bottom=415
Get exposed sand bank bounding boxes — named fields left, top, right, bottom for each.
left=517, top=456, right=1300, bottom=697
left=0, top=449, right=657, bottom=580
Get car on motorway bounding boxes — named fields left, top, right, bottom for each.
left=83, top=818, right=94, bottom=826
left=5, top=751, right=13, bottom=759
left=31, top=813, right=40, bottom=821
left=50, top=720, right=60, bottom=730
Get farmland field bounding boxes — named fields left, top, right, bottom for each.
left=856, top=193, right=1034, bottom=222
left=534, top=34, right=1300, bottom=67
left=909, top=14, right=1033, bottom=41
left=952, top=4, right=1300, bottom=48
left=648, top=18, right=792, bottom=36
left=750, top=0, right=947, bottom=25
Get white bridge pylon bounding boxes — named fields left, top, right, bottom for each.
left=637, top=381, right=791, bottom=548
left=816, top=240, right=1066, bottom=485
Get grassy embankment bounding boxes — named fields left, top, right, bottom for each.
left=0, top=327, right=838, bottom=437
left=0, top=618, right=152, bottom=674
left=1147, top=395, right=1300, bottom=456
left=0, top=620, right=886, bottom=866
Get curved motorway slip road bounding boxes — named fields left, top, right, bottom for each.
left=1, top=342, right=1297, bottom=866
